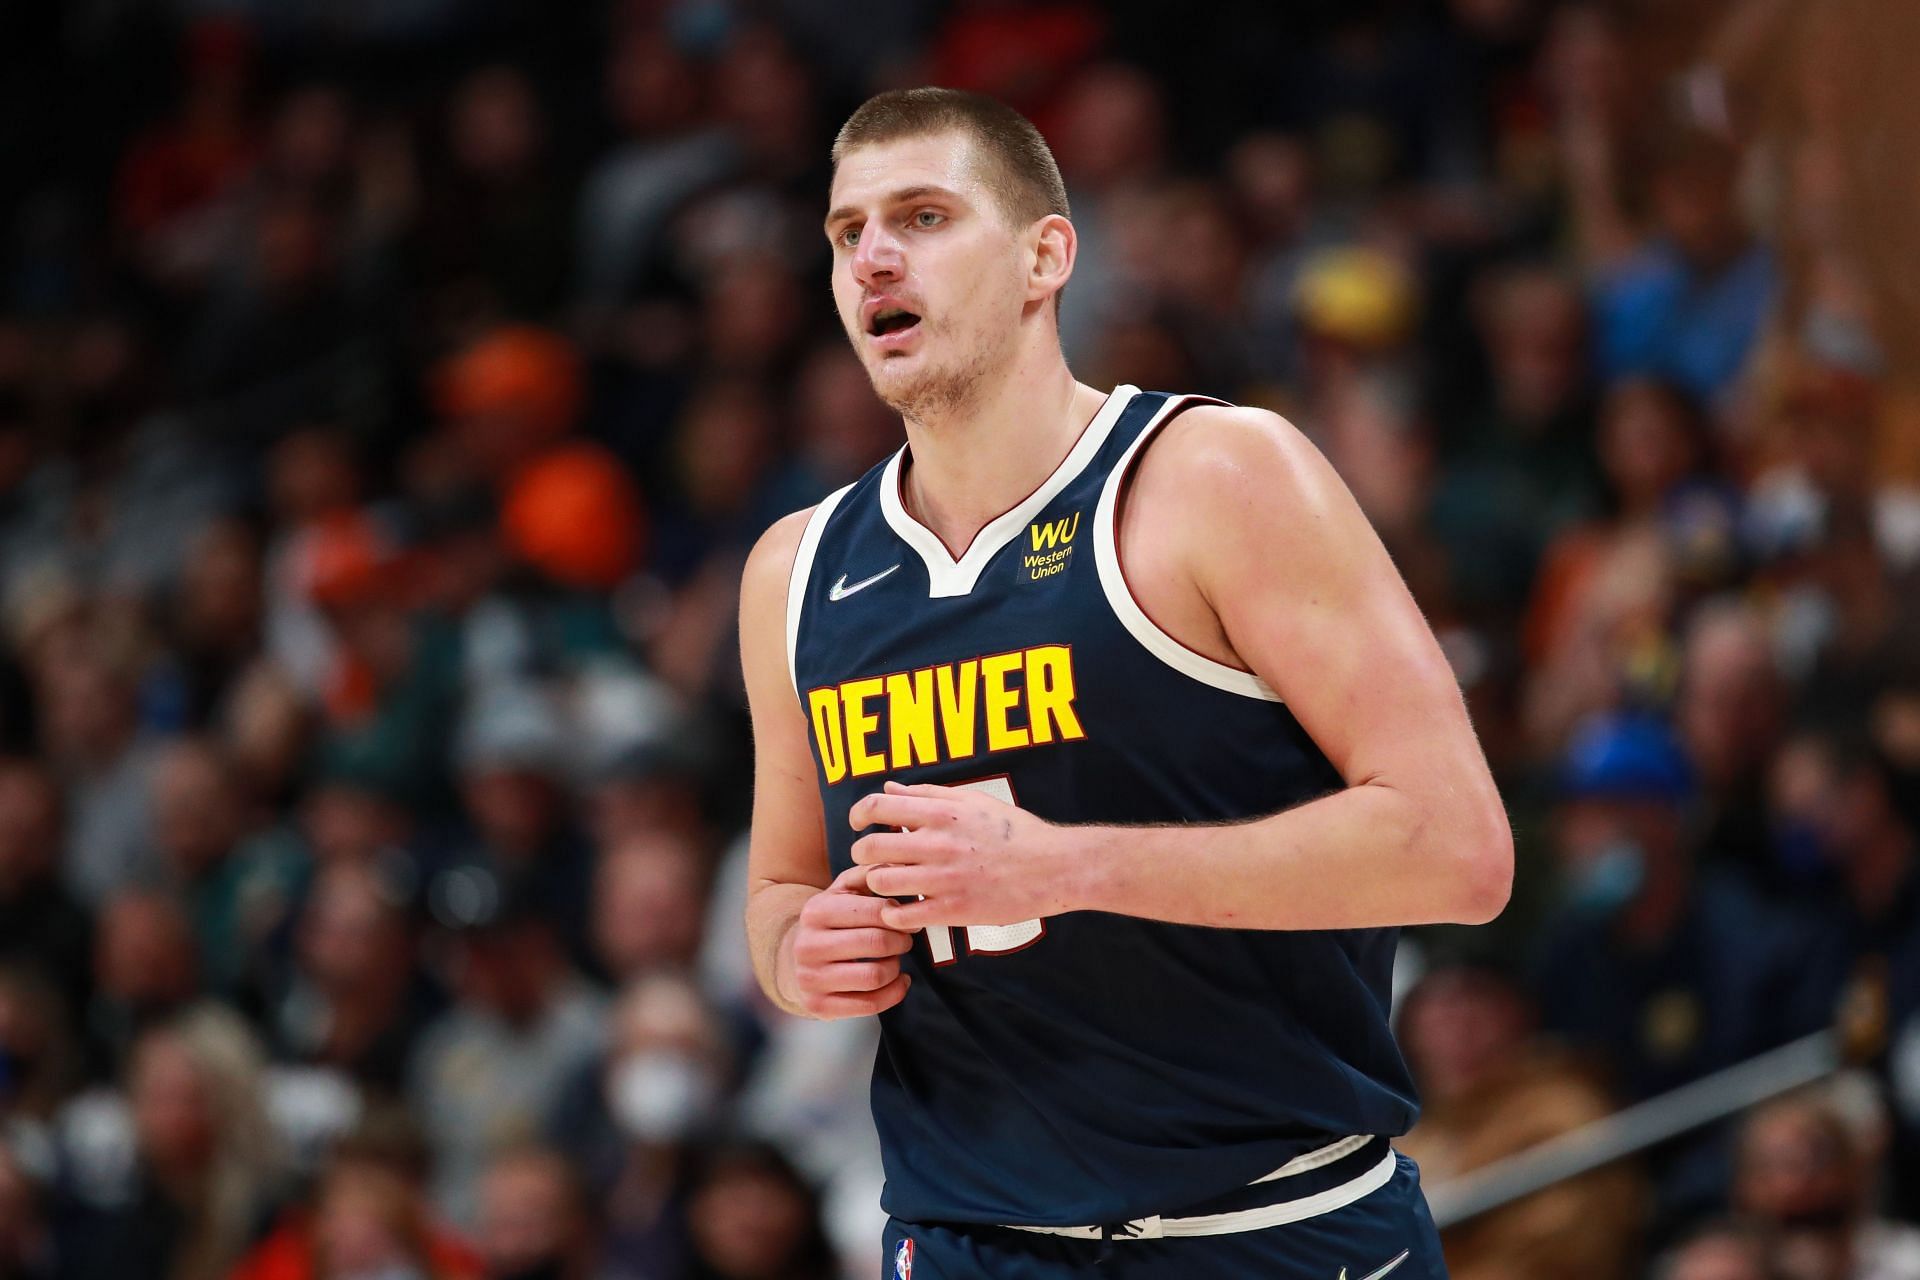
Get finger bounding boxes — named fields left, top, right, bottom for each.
left=868, top=972, right=912, bottom=1013
left=879, top=899, right=944, bottom=933
left=850, top=831, right=927, bottom=866
left=814, top=957, right=900, bottom=993
left=849, top=792, right=953, bottom=832
left=863, top=865, right=929, bottom=901
left=812, top=926, right=915, bottom=960
left=826, top=864, right=874, bottom=893
left=803, top=891, right=893, bottom=930
left=811, top=973, right=910, bottom=1019
left=884, top=780, right=964, bottom=799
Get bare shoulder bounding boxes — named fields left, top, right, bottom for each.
left=1133, top=402, right=1350, bottom=545
left=738, top=506, right=820, bottom=684
left=739, top=507, right=817, bottom=616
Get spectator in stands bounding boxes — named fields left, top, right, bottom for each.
left=1398, top=959, right=1642, bottom=1277
left=1523, top=379, right=1735, bottom=749
left=413, top=64, right=572, bottom=323
left=0, top=967, right=80, bottom=1173
left=233, top=1110, right=482, bottom=1280
left=781, top=344, right=902, bottom=501
left=36, top=649, right=162, bottom=908
left=1655, top=1221, right=1785, bottom=1280
left=1774, top=728, right=1920, bottom=1031
left=551, top=975, right=730, bottom=1279
left=1048, top=62, right=1170, bottom=367
left=1679, top=602, right=1789, bottom=884
left=163, top=516, right=267, bottom=730
left=149, top=737, right=301, bottom=996
left=0, top=761, right=90, bottom=1020
left=474, top=1146, right=598, bottom=1280
left=1533, top=711, right=1840, bottom=1224
left=267, top=861, right=438, bottom=1096
left=592, top=830, right=711, bottom=985
left=409, top=877, right=602, bottom=1228
left=65, top=1007, right=283, bottom=1280
left=1734, top=1093, right=1920, bottom=1280
left=436, top=683, right=593, bottom=961
left=1578, top=129, right=1775, bottom=406
left=586, top=744, right=709, bottom=855
left=86, top=890, right=200, bottom=1079
left=0, top=1141, right=54, bottom=1279
left=683, top=1140, right=838, bottom=1280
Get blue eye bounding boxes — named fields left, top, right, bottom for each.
left=839, top=226, right=861, bottom=248
left=914, top=211, right=944, bottom=228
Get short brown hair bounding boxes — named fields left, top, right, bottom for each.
left=832, top=87, right=1070, bottom=230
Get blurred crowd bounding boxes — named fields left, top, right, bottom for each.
left=0, top=1, right=1916, bottom=1277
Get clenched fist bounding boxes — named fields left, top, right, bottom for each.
left=781, top=864, right=916, bottom=1019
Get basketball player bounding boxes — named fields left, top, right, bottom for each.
left=739, top=88, right=1512, bottom=1279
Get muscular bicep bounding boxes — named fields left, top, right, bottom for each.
left=739, top=510, right=832, bottom=894
left=1182, top=412, right=1480, bottom=797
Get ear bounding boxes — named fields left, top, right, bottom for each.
left=1027, top=213, right=1076, bottom=306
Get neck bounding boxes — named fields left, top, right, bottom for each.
left=897, top=354, right=1104, bottom=557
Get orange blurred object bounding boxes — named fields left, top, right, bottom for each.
left=434, top=326, right=583, bottom=442
left=502, top=443, right=646, bottom=590
left=301, top=512, right=396, bottom=610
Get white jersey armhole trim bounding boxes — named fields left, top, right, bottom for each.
left=1093, top=395, right=1283, bottom=702
left=785, top=482, right=855, bottom=695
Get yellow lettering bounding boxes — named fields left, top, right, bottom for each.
left=886, top=669, right=939, bottom=768
left=936, top=660, right=978, bottom=758
left=808, top=687, right=848, bottom=784
left=1027, top=512, right=1081, bottom=551
left=1025, top=646, right=1085, bottom=744
left=843, top=677, right=886, bottom=777
left=982, top=652, right=1029, bottom=751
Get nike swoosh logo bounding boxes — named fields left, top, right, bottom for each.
left=1339, top=1250, right=1410, bottom=1280
left=829, top=564, right=900, bottom=601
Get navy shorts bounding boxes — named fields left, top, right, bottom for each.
left=882, top=1153, right=1448, bottom=1279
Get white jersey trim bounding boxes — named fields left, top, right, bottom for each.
left=1252, top=1133, right=1375, bottom=1182
left=1002, top=1147, right=1397, bottom=1241
left=1092, top=395, right=1283, bottom=702
left=785, top=482, right=856, bottom=695
left=879, top=385, right=1139, bottom=599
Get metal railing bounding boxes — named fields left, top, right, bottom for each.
left=1424, top=1030, right=1843, bottom=1229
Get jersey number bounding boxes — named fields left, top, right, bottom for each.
left=923, top=776, right=1046, bottom=965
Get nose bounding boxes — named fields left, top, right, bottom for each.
left=851, top=222, right=903, bottom=288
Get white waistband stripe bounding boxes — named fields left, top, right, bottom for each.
left=1254, top=1133, right=1375, bottom=1183
left=1002, top=1147, right=1396, bottom=1242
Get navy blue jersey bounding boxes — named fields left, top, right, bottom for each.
left=786, top=385, right=1419, bottom=1228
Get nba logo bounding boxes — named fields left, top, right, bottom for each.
left=893, top=1236, right=914, bottom=1279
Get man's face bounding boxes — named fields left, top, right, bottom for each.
left=825, top=132, right=1033, bottom=421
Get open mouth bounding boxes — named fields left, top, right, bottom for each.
left=867, top=307, right=922, bottom=338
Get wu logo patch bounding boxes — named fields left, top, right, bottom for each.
left=1030, top=512, right=1079, bottom=550
left=1023, top=512, right=1079, bottom=582
left=893, top=1236, right=914, bottom=1279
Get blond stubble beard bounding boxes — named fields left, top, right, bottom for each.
left=866, top=318, right=1011, bottom=428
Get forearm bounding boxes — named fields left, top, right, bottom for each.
left=745, top=880, right=818, bottom=1017
left=1063, top=781, right=1509, bottom=930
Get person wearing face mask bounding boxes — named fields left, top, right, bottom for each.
left=1776, top=727, right=1920, bottom=1222
left=1530, top=711, right=1844, bottom=1233
left=546, top=975, right=730, bottom=1280
left=1732, top=1094, right=1920, bottom=1280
